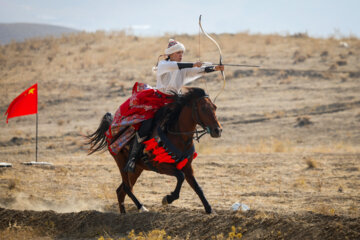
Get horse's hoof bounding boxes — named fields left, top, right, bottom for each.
left=162, top=196, right=168, bottom=206
left=205, top=207, right=212, bottom=214
left=139, top=205, right=149, bottom=212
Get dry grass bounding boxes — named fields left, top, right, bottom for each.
left=197, top=138, right=360, bottom=155
left=0, top=223, right=51, bottom=240
left=304, top=156, right=317, bottom=169
left=7, top=178, right=19, bottom=190
left=97, top=226, right=244, bottom=240
left=0, top=31, right=359, bottom=239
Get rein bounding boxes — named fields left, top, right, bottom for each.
left=166, top=95, right=211, bottom=142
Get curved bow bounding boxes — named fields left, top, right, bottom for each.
left=199, top=15, right=225, bottom=102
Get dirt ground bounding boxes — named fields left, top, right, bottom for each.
left=0, top=32, right=359, bottom=239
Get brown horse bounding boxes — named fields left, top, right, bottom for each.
left=87, top=88, right=222, bottom=214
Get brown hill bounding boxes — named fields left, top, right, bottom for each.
left=0, top=23, right=79, bottom=45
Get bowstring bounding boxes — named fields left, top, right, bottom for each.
left=198, top=19, right=208, bottom=94
left=199, top=15, right=225, bottom=103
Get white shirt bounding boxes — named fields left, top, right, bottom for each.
left=156, top=60, right=204, bottom=94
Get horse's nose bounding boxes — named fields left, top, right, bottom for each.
left=211, top=127, right=222, bottom=138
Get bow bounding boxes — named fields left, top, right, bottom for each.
left=199, top=15, right=225, bottom=102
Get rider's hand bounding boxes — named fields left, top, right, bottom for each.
left=193, top=62, right=203, bottom=68
left=215, top=65, right=224, bottom=71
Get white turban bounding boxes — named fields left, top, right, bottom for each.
left=165, top=39, right=185, bottom=55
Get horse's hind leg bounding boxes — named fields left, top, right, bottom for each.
left=114, top=151, right=144, bottom=213
left=114, top=153, right=128, bottom=214
left=116, top=183, right=126, bottom=213
left=161, top=168, right=185, bottom=205
left=116, top=169, right=145, bottom=213
left=119, top=165, right=147, bottom=212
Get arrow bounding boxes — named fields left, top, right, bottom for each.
left=207, top=63, right=261, bottom=68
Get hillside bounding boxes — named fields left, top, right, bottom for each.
left=0, top=23, right=79, bottom=45
left=0, top=31, right=359, bottom=239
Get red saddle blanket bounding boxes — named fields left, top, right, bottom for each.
left=105, top=82, right=173, bottom=156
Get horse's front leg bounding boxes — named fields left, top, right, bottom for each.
left=159, top=167, right=185, bottom=205
left=183, top=165, right=212, bottom=214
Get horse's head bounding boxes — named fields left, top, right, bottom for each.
left=191, top=93, right=222, bottom=138
left=162, top=88, right=222, bottom=139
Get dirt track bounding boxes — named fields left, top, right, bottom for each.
left=1, top=206, right=359, bottom=239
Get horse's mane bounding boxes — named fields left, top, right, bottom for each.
left=154, top=87, right=207, bottom=130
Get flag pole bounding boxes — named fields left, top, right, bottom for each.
left=36, top=112, right=38, bottom=162
left=36, top=83, right=38, bottom=162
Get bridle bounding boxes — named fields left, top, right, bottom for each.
left=167, top=95, right=211, bottom=142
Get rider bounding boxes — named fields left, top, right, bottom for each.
left=123, top=39, right=224, bottom=172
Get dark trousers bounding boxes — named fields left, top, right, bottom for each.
left=138, top=118, right=153, bottom=139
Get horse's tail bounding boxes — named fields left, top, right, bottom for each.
left=86, top=112, right=113, bottom=155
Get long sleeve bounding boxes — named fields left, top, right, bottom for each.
left=156, top=60, right=203, bottom=94
left=157, top=61, right=179, bottom=75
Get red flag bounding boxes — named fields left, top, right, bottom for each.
left=4, top=83, right=38, bottom=123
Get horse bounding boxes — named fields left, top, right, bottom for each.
left=86, top=87, right=222, bottom=214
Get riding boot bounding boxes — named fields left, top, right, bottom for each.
left=124, top=132, right=146, bottom=172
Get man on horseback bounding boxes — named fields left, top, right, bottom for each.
left=87, top=39, right=224, bottom=214
left=120, top=39, right=224, bottom=172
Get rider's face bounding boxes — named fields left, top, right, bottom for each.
left=169, top=51, right=183, bottom=62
